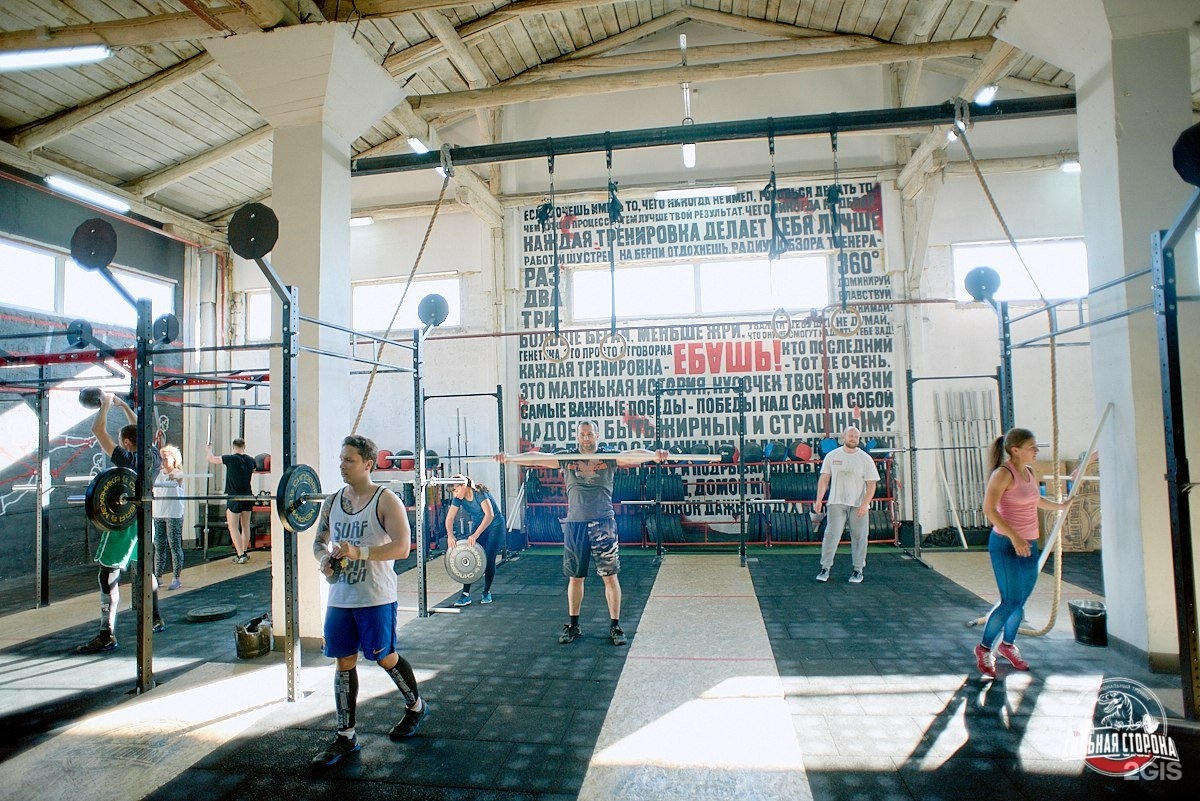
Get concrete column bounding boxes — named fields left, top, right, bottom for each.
left=206, top=24, right=407, bottom=642
left=999, top=0, right=1199, bottom=667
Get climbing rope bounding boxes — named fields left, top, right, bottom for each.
left=350, top=148, right=453, bottom=435
left=955, top=98, right=1064, bottom=637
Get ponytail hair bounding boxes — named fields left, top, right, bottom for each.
left=989, top=428, right=1036, bottom=472
left=451, top=474, right=490, bottom=495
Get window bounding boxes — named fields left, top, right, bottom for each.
left=0, top=240, right=57, bottom=312
left=573, top=263, right=695, bottom=319
left=952, top=238, right=1089, bottom=301
left=571, top=255, right=830, bottom=321
left=63, top=262, right=176, bottom=326
left=244, top=290, right=273, bottom=342
left=1, top=236, right=176, bottom=325
left=353, top=276, right=461, bottom=332
left=699, top=256, right=829, bottom=314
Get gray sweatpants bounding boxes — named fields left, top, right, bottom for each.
left=819, top=504, right=869, bottom=571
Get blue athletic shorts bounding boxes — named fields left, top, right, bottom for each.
left=323, top=603, right=397, bottom=660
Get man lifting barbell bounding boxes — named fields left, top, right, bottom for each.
left=497, top=421, right=669, bottom=647
left=74, top=391, right=165, bottom=655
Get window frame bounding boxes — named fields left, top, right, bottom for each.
left=950, top=236, right=1090, bottom=302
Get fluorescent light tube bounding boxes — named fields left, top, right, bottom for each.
left=349, top=216, right=375, bottom=227
left=0, top=45, right=110, bottom=73
left=406, top=137, right=430, bottom=154
left=45, top=175, right=131, bottom=214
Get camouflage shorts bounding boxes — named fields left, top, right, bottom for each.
left=562, top=518, right=619, bottom=578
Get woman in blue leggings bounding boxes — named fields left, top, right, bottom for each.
left=975, top=428, right=1074, bottom=678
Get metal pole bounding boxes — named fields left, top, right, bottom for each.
left=905, top=368, right=922, bottom=561
left=413, top=330, right=428, bottom=618
left=35, top=368, right=50, bottom=607
left=997, top=301, right=1015, bottom=433
left=496, top=384, right=512, bottom=558
left=737, top=379, right=747, bottom=568
left=281, top=286, right=300, bottom=703
left=1152, top=230, right=1198, bottom=720
left=652, top=381, right=665, bottom=561
left=135, top=298, right=155, bottom=694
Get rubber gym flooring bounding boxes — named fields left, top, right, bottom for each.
left=0, top=547, right=1196, bottom=800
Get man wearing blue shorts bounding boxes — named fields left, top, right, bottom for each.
left=310, top=434, right=428, bottom=768
left=502, top=421, right=666, bottom=646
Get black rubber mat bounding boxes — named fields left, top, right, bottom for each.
left=145, top=551, right=658, bottom=801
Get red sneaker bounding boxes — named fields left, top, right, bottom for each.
left=974, top=644, right=996, bottom=678
left=996, top=641, right=1030, bottom=671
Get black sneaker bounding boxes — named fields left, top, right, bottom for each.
left=558, top=624, right=581, bottom=644
left=74, top=632, right=117, bottom=654
left=311, top=734, right=359, bottom=767
left=153, top=618, right=166, bottom=633
left=389, top=701, right=430, bottom=740
left=609, top=625, right=627, bottom=646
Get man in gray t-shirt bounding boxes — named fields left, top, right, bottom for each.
left=501, top=421, right=665, bottom=647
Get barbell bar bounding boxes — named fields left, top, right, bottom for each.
left=469, top=451, right=723, bottom=463
left=74, top=466, right=467, bottom=533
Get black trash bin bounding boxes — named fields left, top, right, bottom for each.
left=1069, top=599, right=1108, bottom=646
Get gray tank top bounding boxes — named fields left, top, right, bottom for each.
left=326, top=486, right=398, bottom=608
left=561, top=452, right=616, bottom=522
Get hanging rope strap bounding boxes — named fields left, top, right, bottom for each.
left=956, top=98, right=1064, bottom=637
left=828, top=121, right=849, bottom=311
left=764, top=122, right=791, bottom=260
left=600, top=140, right=628, bottom=361
left=538, top=147, right=570, bottom=363
left=350, top=165, right=452, bottom=435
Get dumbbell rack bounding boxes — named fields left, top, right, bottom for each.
left=758, top=457, right=896, bottom=546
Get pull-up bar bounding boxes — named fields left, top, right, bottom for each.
left=353, top=95, right=1076, bottom=175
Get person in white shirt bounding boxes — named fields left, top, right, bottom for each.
left=153, top=443, right=186, bottom=590
left=812, top=426, right=879, bottom=584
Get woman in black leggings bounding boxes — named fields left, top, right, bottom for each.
left=445, top=474, right=505, bottom=607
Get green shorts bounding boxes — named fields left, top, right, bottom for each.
left=95, top=524, right=137, bottom=569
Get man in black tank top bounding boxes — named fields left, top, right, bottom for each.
left=206, top=437, right=258, bottom=563
left=309, top=435, right=430, bottom=768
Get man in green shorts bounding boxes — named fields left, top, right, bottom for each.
left=74, top=391, right=165, bottom=654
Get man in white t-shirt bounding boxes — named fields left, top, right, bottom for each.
left=813, top=426, right=880, bottom=584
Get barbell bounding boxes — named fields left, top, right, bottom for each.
left=79, top=466, right=469, bottom=533
left=84, top=463, right=324, bottom=533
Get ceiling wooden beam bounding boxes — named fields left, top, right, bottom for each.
left=415, top=9, right=489, bottom=88
left=683, top=5, right=876, bottom=42
left=123, top=126, right=273, bottom=198
left=409, top=37, right=995, bottom=117
left=0, top=7, right=262, bottom=52
left=4, top=53, right=215, bottom=151
left=523, top=35, right=884, bottom=78
left=379, top=105, right=503, bottom=227
left=322, top=0, right=636, bottom=22
left=896, top=40, right=1022, bottom=193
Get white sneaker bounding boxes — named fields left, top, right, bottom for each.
left=815, top=567, right=830, bottom=582
left=848, top=569, right=864, bottom=584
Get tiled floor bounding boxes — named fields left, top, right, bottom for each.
left=0, top=546, right=1195, bottom=800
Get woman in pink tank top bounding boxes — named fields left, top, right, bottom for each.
left=973, top=428, right=1076, bottom=678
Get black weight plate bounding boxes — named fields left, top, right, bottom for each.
left=277, top=463, right=322, bottom=532
left=71, top=218, right=117, bottom=270
left=153, top=313, right=181, bottom=343
left=66, top=319, right=93, bottom=349
left=445, top=542, right=486, bottom=584
left=227, top=202, right=279, bottom=260
left=85, top=466, right=137, bottom=531
left=186, top=603, right=238, bottom=623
